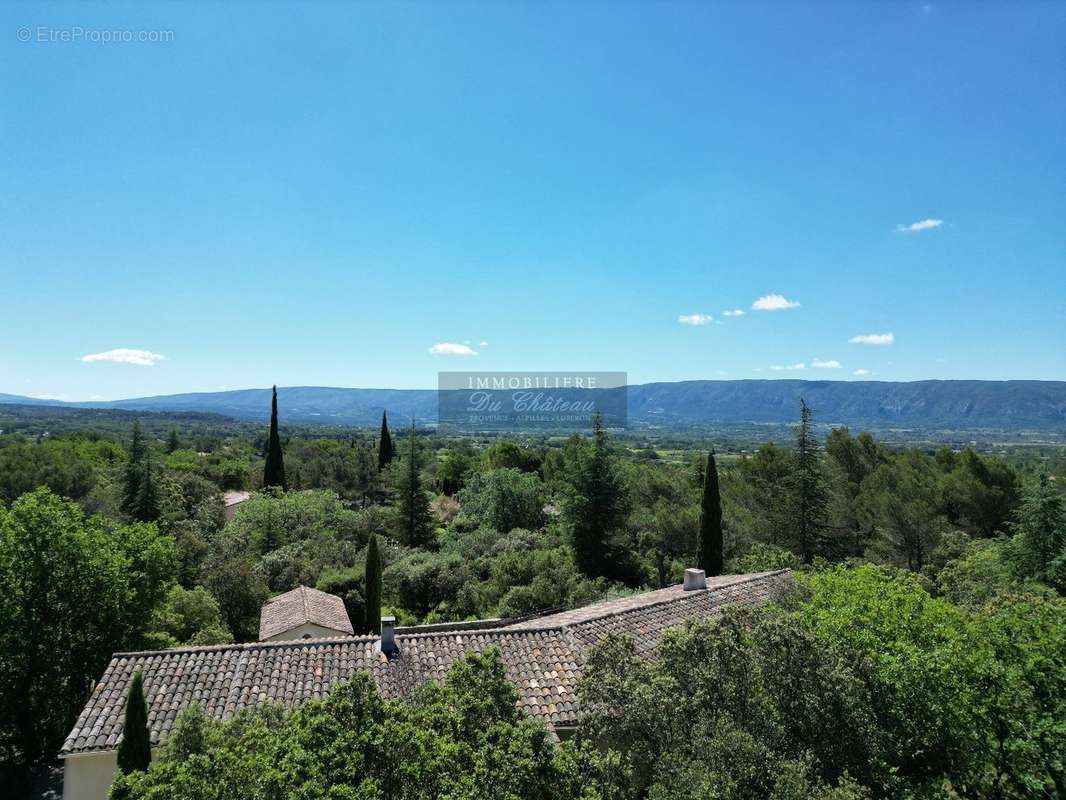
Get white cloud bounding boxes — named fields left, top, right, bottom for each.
left=895, top=218, right=943, bottom=233
left=678, top=313, right=714, bottom=326
left=722, top=309, right=745, bottom=317
left=853, top=369, right=871, bottom=376
left=429, top=342, right=478, bottom=356
left=811, top=358, right=842, bottom=369
left=479, top=340, right=489, bottom=347
left=769, top=363, right=806, bottom=371
left=752, top=294, right=800, bottom=311
left=849, top=332, right=894, bottom=346
left=80, top=348, right=165, bottom=366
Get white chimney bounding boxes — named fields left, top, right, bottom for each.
left=683, top=568, right=707, bottom=591
left=378, top=616, right=399, bottom=655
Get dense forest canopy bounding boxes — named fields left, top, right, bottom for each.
left=0, top=401, right=1063, bottom=799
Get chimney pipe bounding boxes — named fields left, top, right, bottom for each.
left=377, top=616, right=399, bottom=655
left=683, top=568, right=707, bottom=591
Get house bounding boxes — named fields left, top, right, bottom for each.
left=221, top=490, right=251, bottom=521
left=258, top=585, right=355, bottom=641
left=59, top=569, right=792, bottom=800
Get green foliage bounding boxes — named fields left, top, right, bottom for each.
left=0, top=437, right=102, bottom=504
left=120, top=421, right=147, bottom=518
left=364, top=535, right=382, bottom=635
left=736, top=542, right=801, bottom=573
left=146, top=585, right=232, bottom=648
left=1009, top=472, right=1066, bottom=591
left=789, top=400, right=829, bottom=562
left=0, top=488, right=174, bottom=766
left=458, top=467, right=546, bottom=533
left=116, top=671, right=151, bottom=774
left=110, top=650, right=595, bottom=800
left=696, top=451, right=723, bottom=575
left=262, top=386, right=287, bottom=490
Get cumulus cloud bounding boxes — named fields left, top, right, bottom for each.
left=81, top=348, right=165, bottom=366
left=853, top=369, right=871, bottom=376
left=479, top=340, right=489, bottom=347
left=722, top=309, right=745, bottom=317
left=849, top=332, right=894, bottom=346
left=769, top=363, right=806, bottom=371
left=752, top=294, right=800, bottom=311
left=678, top=313, right=714, bottom=326
left=429, top=342, right=478, bottom=356
left=811, top=358, right=842, bottom=369
left=895, top=218, right=943, bottom=233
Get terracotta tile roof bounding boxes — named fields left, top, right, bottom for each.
left=258, top=585, right=355, bottom=640
left=61, top=570, right=792, bottom=756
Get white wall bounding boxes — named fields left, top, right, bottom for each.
left=265, top=622, right=347, bottom=641
left=62, top=751, right=117, bottom=800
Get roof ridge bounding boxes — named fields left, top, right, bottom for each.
left=300, top=585, right=310, bottom=622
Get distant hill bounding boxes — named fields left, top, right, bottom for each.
left=2, top=380, right=1064, bottom=430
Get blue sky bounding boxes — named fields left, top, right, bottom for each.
left=2, top=1, right=1063, bottom=400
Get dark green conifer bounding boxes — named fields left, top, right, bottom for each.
left=364, top=535, right=382, bottom=635
left=791, top=399, right=828, bottom=563
left=132, top=452, right=161, bottom=523
left=263, top=386, right=287, bottom=490
left=117, top=671, right=151, bottom=774
left=166, top=428, right=180, bottom=454
left=377, top=411, right=394, bottom=471
left=394, top=421, right=433, bottom=547
left=697, top=451, right=724, bottom=576
left=121, top=421, right=146, bottom=517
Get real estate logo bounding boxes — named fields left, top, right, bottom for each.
left=437, top=372, right=627, bottom=432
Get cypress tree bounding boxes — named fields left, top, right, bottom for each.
left=132, top=452, right=161, bottom=523
left=364, top=534, right=382, bottom=635
left=263, top=385, right=287, bottom=490
left=394, top=421, right=433, bottom=547
left=697, top=451, right=724, bottom=576
left=791, top=399, right=828, bottom=563
left=117, top=670, right=151, bottom=774
left=377, top=411, right=394, bottom=471
left=121, top=421, right=146, bottom=517
left=165, top=427, right=180, bottom=454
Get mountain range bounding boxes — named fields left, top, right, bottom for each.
left=3, top=380, right=1065, bottom=429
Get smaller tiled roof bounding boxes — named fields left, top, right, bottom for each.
left=259, top=586, right=355, bottom=640
left=222, top=490, right=251, bottom=507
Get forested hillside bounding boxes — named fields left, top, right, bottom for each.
left=3, top=379, right=1065, bottom=428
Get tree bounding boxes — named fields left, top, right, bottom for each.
left=457, top=468, right=546, bottom=533
left=377, top=411, right=394, bottom=471
left=0, top=489, right=173, bottom=770
left=131, top=452, right=161, bottom=523
left=563, top=414, right=629, bottom=580
left=165, top=428, right=181, bottom=454
left=117, top=671, right=151, bottom=774
left=364, top=535, right=382, bottom=635
left=696, top=451, right=724, bottom=576
left=790, top=400, right=828, bottom=562
left=1009, top=472, right=1066, bottom=591
left=121, top=421, right=147, bottom=517
left=262, top=385, right=287, bottom=490
left=392, top=422, right=433, bottom=548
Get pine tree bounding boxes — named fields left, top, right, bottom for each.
left=121, top=421, right=146, bottom=517
left=117, top=670, right=151, bottom=774
left=394, top=421, right=433, bottom=547
left=697, top=451, right=724, bottom=576
left=377, top=411, right=394, bottom=471
left=1010, top=472, right=1065, bottom=588
left=132, top=452, right=161, bottom=523
left=263, top=385, right=287, bottom=490
left=791, top=399, right=828, bottom=563
left=364, top=534, right=382, bottom=635
left=564, top=414, right=629, bottom=579
left=165, top=428, right=180, bottom=454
